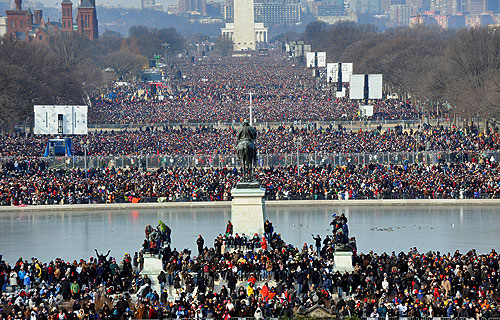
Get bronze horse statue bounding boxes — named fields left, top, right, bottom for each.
left=236, top=121, right=258, bottom=181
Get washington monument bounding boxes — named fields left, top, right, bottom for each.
left=233, top=0, right=255, bottom=51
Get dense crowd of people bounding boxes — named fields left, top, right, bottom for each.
left=2, top=41, right=500, bottom=320
left=88, top=53, right=428, bottom=125
left=0, top=124, right=495, bottom=157
left=1, top=219, right=499, bottom=320
left=1, top=157, right=500, bottom=206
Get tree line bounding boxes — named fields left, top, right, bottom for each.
left=303, top=22, right=500, bottom=128
left=0, top=26, right=185, bottom=132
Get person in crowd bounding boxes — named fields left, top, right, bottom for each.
left=1, top=221, right=499, bottom=320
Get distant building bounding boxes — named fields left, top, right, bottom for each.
left=167, top=4, right=178, bottom=14
left=224, top=0, right=300, bottom=24
left=317, top=12, right=357, bottom=23
left=254, top=2, right=300, bottom=24
left=434, top=13, right=465, bottom=26
left=421, top=0, right=432, bottom=12
left=77, top=0, right=98, bottom=40
left=467, top=0, right=489, bottom=13
left=5, top=0, right=33, bottom=40
left=178, top=0, right=207, bottom=15
left=223, top=0, right=234, bottom=20
left=431, top=0, right=449, bottom=14
left=0, top=16, right=6, bottom=38
left=310, top=0, right=344, bottom=16
left=350, top=0, right=382, bottom=14
left=409, top=13, right=437, bottom=26
left=467, top=12, right=495, bottom=25
left=141, top=0, right=155, bottom=9
left=206, top=1, right=222, bottom=17
left=381, top=0, right=391, bottom=12
left=221, top=22, right=268, bottom=46
left=5, top=0, right=98, bottom=41
left=390, top=3, right=412, bottom=25
left=141, top=0, right=163, bottom=9
left=488, top=0, right=499, bottom=13
left=192, top=16, right=224, bottom=22
left=61, top=0, right=73, bottom=32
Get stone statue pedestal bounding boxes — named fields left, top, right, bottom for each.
left=231, top=181, right=265, bottom=236
left=333, top=250, right=354, bottom=272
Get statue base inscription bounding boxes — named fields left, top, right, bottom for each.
left=231, top=182, right=265, bottom=235
left=333, top=250, right=354, bottom=272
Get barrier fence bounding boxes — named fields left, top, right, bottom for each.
left=87, top=118, right=451, bottom=130
left=128, top=317, right=499, bottom=320
left=356, top=318, right=500, bottom=320
left=38, top=150, right=500, bottom=170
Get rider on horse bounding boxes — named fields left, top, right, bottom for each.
left=236, top=120, right=258, bottom=180
left=237, top=121, right=257, bottom=150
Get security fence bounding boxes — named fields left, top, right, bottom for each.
left=40, top=150, right=500, bottom=170
left=357, top=318, right=500, bottom=320
left=88, top=118, right=447, bottom=130
left=128, top=317, right=500, bottom=320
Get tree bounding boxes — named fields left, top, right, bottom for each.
left=440, top=28, right=500, bottom=125
left=128, top=26, right=186, bottom=58
left=51, top=32, right=103, bottom=96
left=304, top=21, right=328, bottom=48
left=214, top=35, right=233, bottom=57
left=50, top=32, right=90, bottom=70
left=0, top=41, right=86, bottom=131
left=304, top=22, right=377, bottom=62
left=104, top=50, right=147, bottom=80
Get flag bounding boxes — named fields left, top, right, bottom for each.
left=158, top=220, right=167, bottom=232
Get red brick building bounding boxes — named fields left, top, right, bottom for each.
left=61, top=0, right=74, bottom=32
left=77, top=0, right=98, bottom=40
left=5, top=0, right=98, bottom=42
left=5, top=0, right=32, bottom=40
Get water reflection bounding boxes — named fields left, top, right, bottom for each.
left=0, top=205, right=498, bottom=263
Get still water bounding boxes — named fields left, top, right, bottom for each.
left=0, top=205, right=499, bottom=263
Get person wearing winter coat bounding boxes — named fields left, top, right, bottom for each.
left=10, top=270, right=18, bottom=291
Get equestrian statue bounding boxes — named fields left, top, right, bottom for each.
left=236, top=120, right=258, bottom=182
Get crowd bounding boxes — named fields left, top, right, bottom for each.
left=2, top=157, right=500, bottom=206
left=88, top=53, right=428, bottom=125
left=1, top=218, right=499, bottom=320
left=0, top=123, right=495, bottom=157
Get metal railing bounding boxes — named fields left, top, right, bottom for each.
left=37, top=150, right=500, bottom=170
left=87, top=118, right=456, bottom=130
left=356, top=317, right=498, bottom=320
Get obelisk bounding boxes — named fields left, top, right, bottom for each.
left=233, top=0, right=255, bottom=51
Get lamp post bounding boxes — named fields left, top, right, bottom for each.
left=162, top=42, right=170, bottom=63
left=249, top=91, right=254, bottom=126
left=80, top=140, right=88, bottom=177
left=294, top=136, right=302, bottom=176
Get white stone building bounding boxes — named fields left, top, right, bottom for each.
left=0, top=17, right=7, bottom=39
left=221, top=22, right=268, bottom=48
left=221, top=0, right=269, bottom=51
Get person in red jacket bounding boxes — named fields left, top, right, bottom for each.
left=260, top=236, right=267, bottom=251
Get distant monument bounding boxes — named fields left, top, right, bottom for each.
left=331, top=213, right=354, bottom=272
left=236, top=120, right=257, bottom=182
left=233, top=0, right=255, bottom=51
left=231, top=121, right=265, bottom=235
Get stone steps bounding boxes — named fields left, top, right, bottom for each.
left=140, top=256, right=163, bottom=294
left=140, top=256, right=281, bottom=298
